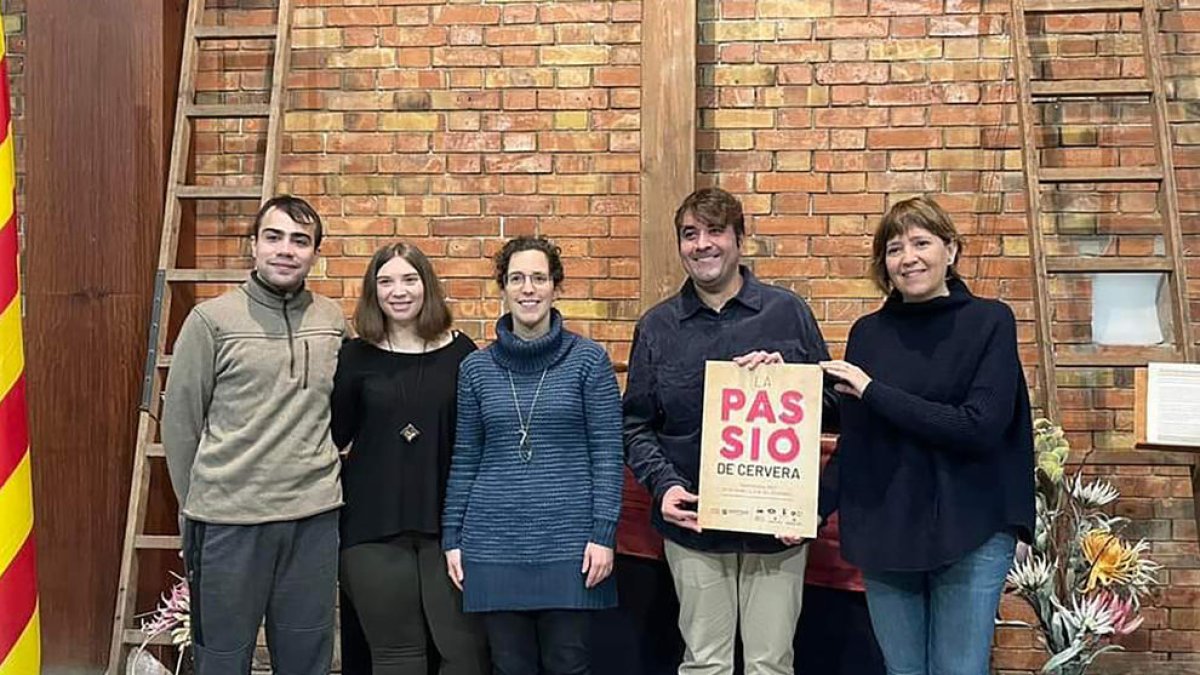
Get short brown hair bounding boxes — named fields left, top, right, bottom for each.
left=673, top=187, right=744, bottom=244
left=870, top=196, right=964, bottom=294
left=493, top=236, right=565, bottom=289
left=255, top=195, right=323, bottom=248
left=353, top=242, right=452, bottom=343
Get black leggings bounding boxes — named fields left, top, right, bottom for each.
left=340, top=535, right=489, bottom=675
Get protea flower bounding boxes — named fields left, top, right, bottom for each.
left=1008, top=552, right=1053, bottom=594
left=1095, top=591, right=1145, bottom=636
left=1055, top=593, right=1117, bottom=637
left=1081, top=531, right=1141, bottom=592
left=1071, top=477, right=1119, bottom=509
left=140, top=576, right=190, bottom=645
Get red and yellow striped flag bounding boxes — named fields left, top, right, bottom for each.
left=0, top=13, right=40, bottom=675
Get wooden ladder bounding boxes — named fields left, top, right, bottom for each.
left=1010, top=0, right=1196, bottom=423
left=106, top=1, right=294, bottom=671
left=1010, top=0, right=1200, bottom=577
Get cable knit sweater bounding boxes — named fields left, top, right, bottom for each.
left=442, top=310, right=623, bottom=612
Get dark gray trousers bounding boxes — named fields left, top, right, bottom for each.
left=340, top=534, right=489, bottom=675
left=183, top=510, right=338, bottom=675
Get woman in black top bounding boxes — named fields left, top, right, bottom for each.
left=332, top=242, right=488, bottom=675
left=819, top=197, right=1034, bottom=675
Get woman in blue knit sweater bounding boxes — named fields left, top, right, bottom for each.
left=819, top=196, right=1035, bottom=675
left=442, top=235, right=623, bottom=675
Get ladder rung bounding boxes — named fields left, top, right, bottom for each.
left=194, top=25, right=278, bottom=40
left=135, top=535, right=182, bottom=550
left=1055, top=347, right=1183, bottom=367
left=1024, top=0, right=1143, bottom=13
left=1031, top=79, right=1152, bottom=97
left=146, top=443, right=165, bottom=458
left=165, top=269, right=249, bottom=283
left=157, top=355, right=172, bottom=368
left=1039, top=167, right=1163, bottom=183
left=123, top=629, right=175, bottom=646
left=1045, top=257, right=1176, bottom=273
left=176, top=185, right=262, bottom=200
left=185, top=103, right=271, bottom=118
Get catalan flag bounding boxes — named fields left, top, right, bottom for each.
left=0, top=13, right=40, bottom=675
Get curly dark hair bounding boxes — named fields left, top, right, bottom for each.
left=492, top=235, right=565, bottom=290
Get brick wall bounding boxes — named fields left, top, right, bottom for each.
left=187, top=0, right=1198, bottom=671
left=4, top=0, right=24, bottom=251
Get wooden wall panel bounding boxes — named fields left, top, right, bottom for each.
left=640, top=0, right=695, bottom=309
left=24, top=1, right=180, bottom=669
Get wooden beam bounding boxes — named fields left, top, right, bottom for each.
left=639, top=0, right=695, bottom=310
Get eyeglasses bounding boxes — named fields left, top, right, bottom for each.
left=506, top=272, right=552, bottom=288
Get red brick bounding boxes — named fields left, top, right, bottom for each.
left=754, top=130, right=830, bottom=150
left=433, top=6, right=502, bottom=25
left=756, top=173, right=830, bottom=193
left=539, top=4, right=609, bottom=23
left=871, top=0, right=943, bottom=14
left=813, top=194, right=886, bottom=214
left=867, top=128, right=941, bottom=149
left=815, top=18, right=890, bottom=38
left=815, top=63, right=889, bottom=85
left=326, top=8, right=393, bottom=26
left=814, top=108, right=890, bottom=128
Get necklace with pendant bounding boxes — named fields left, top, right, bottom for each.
left=387, top=335, right=427, bottom=444
left=508, top=368, right=549, bottom=462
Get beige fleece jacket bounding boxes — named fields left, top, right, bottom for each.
left=162, top=276, right=347, bottom=524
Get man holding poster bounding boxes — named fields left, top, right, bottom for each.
left=624, top=187, right=839, bottom=675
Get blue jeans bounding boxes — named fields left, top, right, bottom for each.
left=862, top=531, right=1016, bottom=675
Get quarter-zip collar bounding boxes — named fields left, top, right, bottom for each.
left=245, top=271, right=309, bottom=309
left=242, top=272, right=312, bottom=381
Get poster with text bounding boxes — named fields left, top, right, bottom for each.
left=697, top=361, right=823, bottom=538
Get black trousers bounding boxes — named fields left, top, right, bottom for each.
left=340, top=535, right=488, bottom=675
left=339, top=588, right=373, bottom=675
left=483, top=610, right=591, bottom=675
left=792, top=584, right=886, bottom=675
left=589, top=555, right=684, bottom=675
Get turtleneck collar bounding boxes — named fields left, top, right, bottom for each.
left=491, top=308, right=577, bottom=373
left=881, top=276, right=972, bottom=316
left=244, top=271, right=310, bottom=309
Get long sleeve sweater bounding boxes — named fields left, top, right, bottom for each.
left=819, top=279, right=1035, bottom=572
left=162, top=274, right=346, bottom=524
left=331, top=332, right=476, bottom=548
left=442, top=310, right=623, bottom=612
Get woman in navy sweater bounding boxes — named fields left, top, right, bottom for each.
left=442, top=235, right=623, bottom=675
left=819, top=196, right=1034, bottom=675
